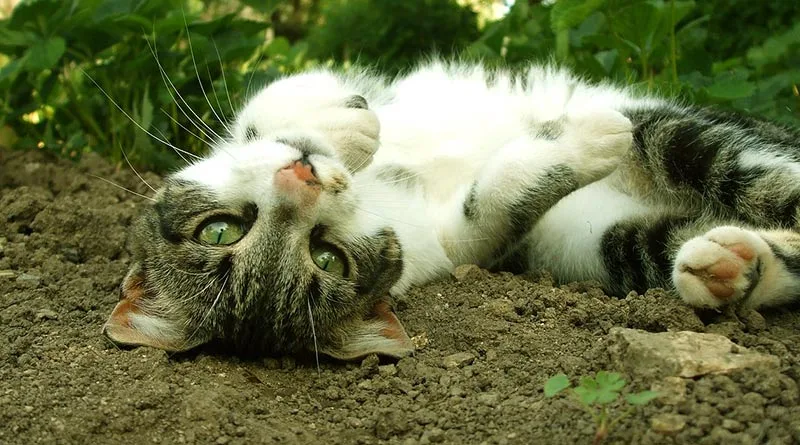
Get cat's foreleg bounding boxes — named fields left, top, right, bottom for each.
left=233, top=70, right=383, bottom=172
left=441, top=108, right=633, bottom=266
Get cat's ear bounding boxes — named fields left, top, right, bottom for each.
left=102, top=266, right=197, bottom=351
left=322, top=301, right=414, bottom=360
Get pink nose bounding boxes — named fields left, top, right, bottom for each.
left=282, top=160, right=318, bottom=184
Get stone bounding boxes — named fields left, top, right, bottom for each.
left=609, top=327, right=780, bottom=379
left=35, top=308, right=58, bottom=321
left=411, top=332, right=429, bottom=350
left=650, top=376, right=687, bottom=405
left=450, top=264, right=483, bottom=282
left=442, top=352, right=475, bottom=369
left=0, top=269, right=14, bottom=279
left=16, top=272, right=41, bottom=287
left=650, top=413, right=686, bottom=435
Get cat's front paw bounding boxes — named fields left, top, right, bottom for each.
left=673, top=226, right=769, bottom=308
left=236, top=73, right=380, bottom=173
left=558, top=108, right=633, bottom=184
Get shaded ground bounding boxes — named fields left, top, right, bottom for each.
left=2, top=148, right=800, bottom=444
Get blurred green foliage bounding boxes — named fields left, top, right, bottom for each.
left=0, top=0, right=798, bottom=172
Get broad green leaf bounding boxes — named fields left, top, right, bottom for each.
left=544, top=374, right=571, bottom=397
left=705, top=77, right=756, bottom=100
left=23, top=37, right=66, bottom=71
left=595, top=371, right=625, bottom=392
left=550, top=0, right=606, bottom=32
left=573, top=385, right=598, bottom=406
left=625, top=390, right=660, bottom=405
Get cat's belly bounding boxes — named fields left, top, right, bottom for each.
left=527, top=176, right=654, bottom=284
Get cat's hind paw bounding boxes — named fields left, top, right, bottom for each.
left=673, top=226, right=768, bottom=308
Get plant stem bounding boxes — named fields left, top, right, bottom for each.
left=555, top=28, right=570, bottom=62
left=669, top=0, right=678, bottom=85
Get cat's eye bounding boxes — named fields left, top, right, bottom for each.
left=311, top=243, right=347, bottom=276
left=196, top=218, right=245, bottom=246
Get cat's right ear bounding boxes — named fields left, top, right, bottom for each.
left=322, top=302, right=414, bottom=360
left=102, top=266, right=197, bottom=351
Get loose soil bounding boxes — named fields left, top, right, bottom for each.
left=2, top=148, right=800, bottom=444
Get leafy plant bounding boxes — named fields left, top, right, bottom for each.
left=544, top=371, right=659, bottom=445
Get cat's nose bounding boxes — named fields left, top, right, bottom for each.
left=281, top=159, right=319, bottom=185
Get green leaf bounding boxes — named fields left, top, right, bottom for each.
left=704, top=77, right=756, bottom=100
left=550, top=0, right=606, bottom=32
left=23, top=36, right=66, bottom=71
left=544, top=374, right=571, bottom=397
left=573, top=384, right=598, bottom=406
left=595, top=371, right=626, bottom=392
left=625, top=390, right=660, bottom=406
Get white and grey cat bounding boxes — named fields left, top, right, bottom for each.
left=103, top=61, right=800, bottom=359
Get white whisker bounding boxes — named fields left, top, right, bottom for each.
left=88, top=174, right=155, bottom=201
left=82, top=70, right=198, bottom=162
left=120, top=144, right=157, bottom=193
left=307, top=298, right=321, bottom=375
left=212, top=38, right=237, bottom=119
left=183, top=12, right=232, bottom=136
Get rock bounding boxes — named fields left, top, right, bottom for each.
left=16, top=272, right=41, bottom=287
left=451, top=264, right=483, bottom=282
left=650, top=377, right=687, bottom=405
left=0, top=269, right=14, bottom=279
left=477, top=392, right=500, bottom=406
left=738, top=308, right=767, bottom=332
left=609, top=327, right=780, bottom=379
left=442, top=352, right=475, bottom=369
left=421, top=427, right=445, bottom=443
left=650, top=413, right=686, bottom=435
left=35, top=308, right=58, bottom=321
left=722, top=419, right=744, bottom=432
left=378, top=364, right=397, bottom=377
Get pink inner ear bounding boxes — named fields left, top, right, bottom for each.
left=374, top=301, right=411, bottom=343
left=102, top=270, right=191, bottom=351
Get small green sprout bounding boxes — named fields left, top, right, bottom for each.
left=544, top=371, right=659, bottom=445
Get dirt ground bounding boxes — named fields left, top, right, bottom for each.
left=2, top=148, right=800, bottom=444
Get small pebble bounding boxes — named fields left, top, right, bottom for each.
left=35, top=308, right=58, bottom=321
left=650, top=413, right=686, bottom=435
left=442, top=352, right=475, bottom=369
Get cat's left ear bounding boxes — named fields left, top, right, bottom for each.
left=322, top=302, right=414, bottom=360
left=102, top=266, right=200, bottom=351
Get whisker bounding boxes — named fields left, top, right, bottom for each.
left=144, top=35, right=236, bottom=160
left=245, top=51, right=266, bottom=100
left=207, top=64, right=232, bottom=132
left=182, top=272, right=229, bottom=350
left=353, top=204, right=424, bottom=228
left=307, top=298, right=321, bottom=375
left=82, top=70, right=198, bottom=161
left=119, top=144, right=157, bottom=193
left=88, top=174, right=156, bottom=201
left=151, top=124, right=199, bottom=164
left=183, top=12, right=232, bottom=136
left=161, top=108, right=212, bottom=150
left=166, top=263, right=215, bottom=277
left=212, top=38, right=237, bottom=119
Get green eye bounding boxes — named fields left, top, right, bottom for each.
left=311, top=244, right=347, bottom=276
left=197, top=218, right=245, bottom=246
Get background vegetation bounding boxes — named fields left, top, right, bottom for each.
left=0, top=0, right=798, bottom=172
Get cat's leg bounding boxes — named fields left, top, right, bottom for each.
left=625, top=104, right=800, bottom=229
left=232, top=70, right=386, bottom=172
left=594, top=212, right=800, bottom=308
left=441, top=108, right=633, bottom=265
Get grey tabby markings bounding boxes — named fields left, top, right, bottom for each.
left=597, top=105, right=800, bottom=298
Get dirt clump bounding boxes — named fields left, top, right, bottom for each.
left=2, top=148, right=800, bottom=444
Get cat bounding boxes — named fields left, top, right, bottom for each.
left=103, top=61, right=800, bottom=360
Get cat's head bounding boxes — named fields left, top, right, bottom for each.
left=102, top=116, right=412, bottom=360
